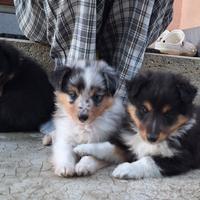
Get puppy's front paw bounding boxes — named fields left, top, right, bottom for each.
left=74, top=144, right=93, bottom=157
left=113, top=157, right=162, bottom=179
left=54, top=163, right=75, bottom=177
left=112, top=162, right=135, bottom=179
left=75, top=156, right=97, bottom=176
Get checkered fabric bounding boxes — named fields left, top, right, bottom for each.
left=14, top=0, right=173, bottom=99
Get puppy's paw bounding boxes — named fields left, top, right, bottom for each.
left=75, top=156, right=97, bottom=176
left=74, top=144, right=93, bottom=157
left=112, top=162, right=136, bottom=179
left=54, top=163, right=75, bottom=177
left=112, top=157, right=162, bottom=179
left=42, top=135, right=52, bottom=146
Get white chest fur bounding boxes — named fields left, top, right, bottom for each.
left=55, top=116, right=109, bottom=144
left=123, top=133, right=176, bottom=159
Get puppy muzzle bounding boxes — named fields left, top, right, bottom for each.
left=78, top=113, right=89, bottom=122
left=147, top=133, right=158, bottom=143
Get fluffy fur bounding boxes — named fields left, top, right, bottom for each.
left=75, top=71, right=200, bottom=179
left=51, top=60, right=126, bottom=177
left=0, top=42, right=55, bottom=132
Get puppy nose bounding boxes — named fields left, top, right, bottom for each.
left=147, top=134, right=158, bottom=143
left=78, top=114, right=88, bottom=122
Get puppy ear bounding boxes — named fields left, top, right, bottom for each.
left=101, top=63, right=119, bottom=96
left=50, top=67, right=72, bottom=90
left=176, top=78, right=197, bottom=104
left=126, top=72, right=150, bottom=100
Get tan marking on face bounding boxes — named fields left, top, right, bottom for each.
left=140, top=129, right=148, bottom=141
left=142, top=132, right=169, bottom=143
left=169, top=115, right=189, bottom=134
left=127, top=104, right=147, bottom=140
left=56, top=91, right=79, bottom=123
left=140, top=129, right=168, bottom=143
left=155, top=132, right=168, bottom=142
left=127, top=104, right=189, bottom=143
left=152, top=115, right=189, bottom=143
left=162, top=105, right=171, bottom=113
left=143, top=101, right=152, bottom=112
left=67, top=85, right=79, bottom=95
left=56, top=92, right=114, bottom=124
left=89, top=88, right=97, bottom=97
left=127, top=104, right=142, bottom=129
left=89, top=97, right=113, bottom=122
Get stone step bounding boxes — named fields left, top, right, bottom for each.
left=1, top=37, right=200, bottom=102
left=0, top=37, right=54, bottom=72
left=143, top=53, right=200, bottom=103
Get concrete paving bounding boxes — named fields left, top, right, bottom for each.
left=0, top=133, right=200, bottom=200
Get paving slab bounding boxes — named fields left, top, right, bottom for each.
left=0, top=133, right=200, bottom=200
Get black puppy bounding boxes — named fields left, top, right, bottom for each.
left=74, top=71, right=200, bottom=179
left=0, top=42, right=55, bottom=132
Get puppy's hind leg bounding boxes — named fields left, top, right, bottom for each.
left=74, top=142, right=125, bottom=163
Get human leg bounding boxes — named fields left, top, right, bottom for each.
left=14, top=0, right=97, bottom=68
left=97, top=0, right=174, bottom=99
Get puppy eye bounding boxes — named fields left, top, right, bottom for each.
left=163, top=110, right=174, bottom=118
left=139, top=105, right=149, bottom=114
left=92, top=94, right=103, bottom=104
left=164, top=113, right=171, bottom=118
left=68, top=92, right=77, bottom=101
left=163, top=111, right=176, bottom=124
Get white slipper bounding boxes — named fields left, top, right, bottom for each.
left=154, top=29, right=197, bottom=56
left=148, top=30, right=170, bottom=49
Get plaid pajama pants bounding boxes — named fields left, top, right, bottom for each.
left=14, top=0, right=173, bottom=98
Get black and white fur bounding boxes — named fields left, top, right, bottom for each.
left=0, top=42, right=55, bottom=132
left=74, top=71, right=200, bottom=179
left=51, top=60, right=126, bottom=177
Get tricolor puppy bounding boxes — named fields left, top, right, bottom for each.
left=75, top=71, right=200, bottom=179
left=51, top=60, right=125, bottom=177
